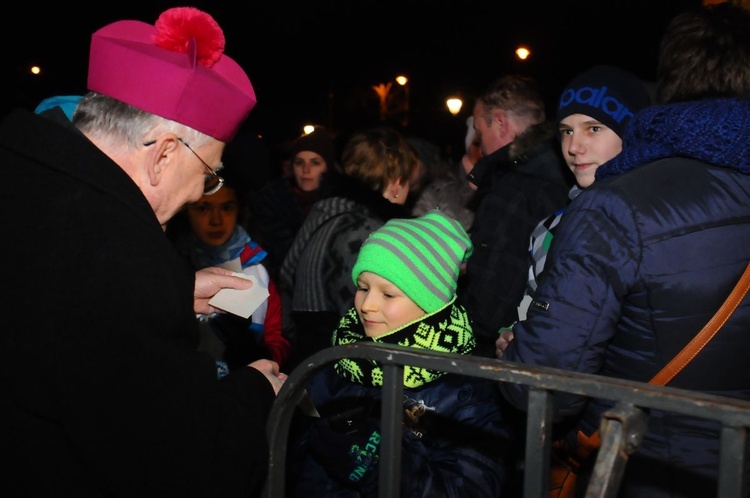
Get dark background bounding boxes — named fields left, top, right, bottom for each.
left=6, top=0, right=701, bottom=161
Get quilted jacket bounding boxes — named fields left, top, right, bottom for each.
left=459, top=122, right=574, bottom=357
left=501, top=98, right=750, bottom=498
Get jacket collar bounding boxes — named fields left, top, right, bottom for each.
left=598, top=98, right=750, bottom=180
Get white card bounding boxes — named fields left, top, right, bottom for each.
left=208, top=273, right=269, bottom=319
left=218, top=257, right=242, bottom=273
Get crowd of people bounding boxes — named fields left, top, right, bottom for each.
left=2, top=2, right=749, bottom=497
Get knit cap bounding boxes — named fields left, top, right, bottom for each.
left=289, top=126, right=336, bottom=168
left=556, top=65, right=652, bottom=138
left=351, top=210, right=473, bottom=313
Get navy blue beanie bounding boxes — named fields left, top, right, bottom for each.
left=556, top=65, right=652, bottom=138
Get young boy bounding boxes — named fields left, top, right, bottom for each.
left=169, top=166, right=290, bottom=373
left=497, top=65, right=652, bottom=344
left=290, top=210, right=514, bottom=498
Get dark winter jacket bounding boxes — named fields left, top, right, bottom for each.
left=0, top=108, right=276, bottom=497
left=289, top=301, right=514, bottom=497
left=250, top=171, right=342, bottom=274
left=459, top=122, right=574, bottom=357
left=501, top=98, right=750, bottom=498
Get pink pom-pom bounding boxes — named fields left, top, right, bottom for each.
left=153, top=7, right=225, bottom=68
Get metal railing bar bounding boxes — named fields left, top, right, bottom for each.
left=524, top=388, right=554, bottom=498
left=264, top=342, right=750, bottom=497
left=378, top=362, right=404, bottom=498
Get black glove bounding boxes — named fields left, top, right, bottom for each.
left=307, top=407, right=381, bottom=485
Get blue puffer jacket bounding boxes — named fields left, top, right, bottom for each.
left=501, top=98, right=750, bottom=498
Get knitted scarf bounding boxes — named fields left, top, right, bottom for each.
left=332, top=297, right=475, bottom=388
left=597, top=98, right=750, bottom=180
left=188, top=225, right=267, bottom=270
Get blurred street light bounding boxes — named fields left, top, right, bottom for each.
left=515, top=46, right=531, bottom=60
left=446, top=97, right=463, bottom=116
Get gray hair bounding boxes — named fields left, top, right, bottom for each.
left=73, top=92, right=212, bottom=151
left=477, top=74, right=546, bottom=129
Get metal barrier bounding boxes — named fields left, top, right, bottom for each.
left=264, top=343, right=750, bottom=498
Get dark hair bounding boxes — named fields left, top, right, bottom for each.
left=657, top=3, right=750, bottom=104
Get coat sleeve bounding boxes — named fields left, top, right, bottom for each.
left=262, top=278, right=291, bottom=368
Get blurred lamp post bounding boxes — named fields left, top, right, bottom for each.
left=446, top=97, right=463, bottom=116
left=396, top=75, right=409, bottom=126
left=372, top=75, right=410, bottom=125
left=515, top=46, right=531, bottom=60
left=372, top=82, right=393, bottom=122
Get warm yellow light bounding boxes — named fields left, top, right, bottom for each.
left=515, top=46, right=530, bottom=60
left=395, top=75, right=408, bottom=86
left=446, top=98, right=463, bottom=115
left=30, top=65, right=41, bottom=75
left=303, top=124, right=315, bottom=135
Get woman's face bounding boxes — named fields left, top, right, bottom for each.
left=185, top=186, right=238, bottom=246
left=293, top=151, right=328, bottom=192
left=559, top=114, right=623, bottom=188
left=354, top=272, right=426, bottom=338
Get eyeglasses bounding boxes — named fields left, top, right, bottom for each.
left=143, top=138, right=224, bottom=195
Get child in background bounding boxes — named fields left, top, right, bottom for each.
left=290, top=210, right=513, bottom=497
left=169, top=162, right=290, bottom=375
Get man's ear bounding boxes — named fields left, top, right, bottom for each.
left=145, top=136, right=180, bottom=187
left=492, top=109, right=507, bottom=132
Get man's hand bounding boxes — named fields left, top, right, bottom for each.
left=247, top=359, right=288, bottom=395
left=194, top=266, right=252, bottom=314
left=496, top=327, right=514, bottom=359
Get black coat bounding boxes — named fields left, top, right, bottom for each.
left=0, top=109, right=275, bottom=497
left=460, top=122, right=574, bottom=357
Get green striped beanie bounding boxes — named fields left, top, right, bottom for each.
left=351, top=210, right=473, bottom=313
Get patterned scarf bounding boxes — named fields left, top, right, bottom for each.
left=188, top=225, right=267, bottom=269
left=597, top=98, right=750, bottom=180
left=332, top=297, right=475, bottom=388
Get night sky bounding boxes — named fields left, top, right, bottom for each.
left=7, top=0, right=701, bottom=157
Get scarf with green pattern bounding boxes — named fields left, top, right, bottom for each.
left=332, top=297, right=475, bottom=388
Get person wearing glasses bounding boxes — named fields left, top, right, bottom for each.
left=0, top=7, right=286, bottom=497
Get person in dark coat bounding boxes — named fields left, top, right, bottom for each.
left=0, top=7, right=285, bottom=497
left=250, top=126, right=342, bottom=274
left=497, top=4, right=750, bottom=497
left=458, top=74, right=575, bottom=358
